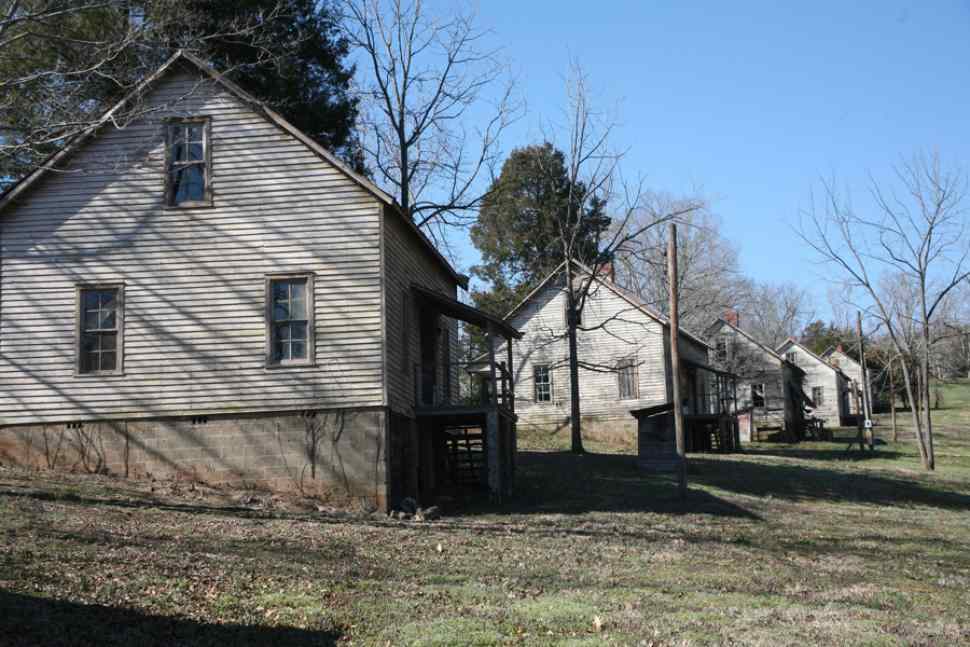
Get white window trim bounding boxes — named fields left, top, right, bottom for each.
left=75, top=283, right=125, bottom=377
left=265, top=272, right=316, bottom=369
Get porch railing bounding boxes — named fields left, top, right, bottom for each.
left=414, top=360, right=514, bottom=411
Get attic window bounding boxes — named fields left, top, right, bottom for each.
left=165, top=117, right=211, bottom=207
left=785, top=351, right=797, bottom=365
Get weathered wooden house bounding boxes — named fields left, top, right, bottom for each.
left=821, top=345, right=871, bottom=418
left=495, top=264, right=724, bottom=446
left=0, top=51, right=520, bottom=510
left=777, top=339, right=850, bottom=426
left=705, top=317, right=806, bottom=438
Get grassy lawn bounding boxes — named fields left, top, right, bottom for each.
left=2, top=386, right=970, bottom=645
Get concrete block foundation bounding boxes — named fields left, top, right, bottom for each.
left=0, top=408, right=389, bottom=510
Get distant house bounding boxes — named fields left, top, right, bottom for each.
left=496, top=264, right=713, bottom=441
left=776, top=339, right=850, bottom=426
left=0, top=51, right=520, bottom=510
left=705, top=317, right=805, bottom=438
left=821, top=345, right=870, bottom=418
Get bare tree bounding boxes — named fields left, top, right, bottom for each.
left=742, top=281, right=815, bottom=349
left=342, top=0, right=518, bottom=238
left=546, top=62, right=701, bottom=453
left=615, top=197, right=749, bottom=333
left=801, top=152, right=970, bottom=470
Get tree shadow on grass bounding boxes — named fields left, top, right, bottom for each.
left=688, top=455, right=970, bottom=511
left=0, top=590, right=340, bottom=647
left=454, top=451, right=761, bottom=520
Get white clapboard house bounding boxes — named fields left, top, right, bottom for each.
left=495, top=264, right=715, bottom=442
left=0, top=51, right=522, bottom=510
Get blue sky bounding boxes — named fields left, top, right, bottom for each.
left=404, top=2, right=970, bottom=316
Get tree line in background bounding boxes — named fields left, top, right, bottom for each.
left=3, top=2, right=968, bottom=466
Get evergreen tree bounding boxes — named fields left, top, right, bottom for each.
left=1, top=0, right=361, bottom=187
left=469, top=142, right=609, bottom=318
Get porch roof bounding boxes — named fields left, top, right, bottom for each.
left=411, top=284, right=523, bottom=340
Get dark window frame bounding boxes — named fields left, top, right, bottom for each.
left=75, top=283, right=125, bottom=377
left=534, top=364, right=552, bottom=403
left=752, top=383, right=766, bottom=408
left=265, top=273, right=315, bottom=368
left=812, top=386, right=825, bottom=406
left=715, top=337, right=729, bottom=363
left=617, top=357, right=639, bottom=400
left=785, top=351, right=797, bottom=365
left=164, top=116, right=212, bottom=208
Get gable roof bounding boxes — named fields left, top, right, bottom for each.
left=503, top=261, right=711, bottom=350
left=0, top=50, right=467, bottom=289
left=706, top=317, right=785, bottom=363
left=777, top=338, right=848, bottom=377
left=820, top=345, right=862, bottom=366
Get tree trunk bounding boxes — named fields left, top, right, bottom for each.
left=890, top=360, right=898, bottom=443
left=920, top=313, right=935, bottom=470
left=667, top=224, right=687, bottom=500
left=900, top=358, right=929, bottom=466
left=566, top=262, right=584, bottom=454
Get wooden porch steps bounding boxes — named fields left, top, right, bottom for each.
left=444, top=426, right=485, bottom=487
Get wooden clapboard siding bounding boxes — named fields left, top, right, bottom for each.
left=779, top=340, right=846, bottom=423
left=509, top=275, right=708, bottom=428
left=0, top=64, right=388, bottom=425
left=707, top=320, right=788, bottom=412
left=825, top=348, right=867, bottom=415
left=381, top=205, right=459, bottom=415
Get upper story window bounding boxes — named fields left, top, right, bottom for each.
left=715, top=337, right=729, bottom=363
left=751, top=383, right=766, bottom=408
left=77, top=286, right=123, bottom=375
left=617, top=357, right=638, bottom=400
left=266, top=274, right=315, bottom=367
left=785, top=351, right=797, bottom=365
left=534, top=365, right=552, bottom=403
left=812, top=386, right=825, bottom=406
left=165, top=117, right=211, bottom=207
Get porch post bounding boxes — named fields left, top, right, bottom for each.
left=487, top=325, right=498, bottom=407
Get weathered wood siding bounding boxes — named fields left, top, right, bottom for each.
left=826, top=349, right=866, bottom=415
left=708, top=321, right=787, bottom=413
left=508, top=276, right=707, bottom=432
left=380, top=206, right=458, bottom=416
left=780, top=341, right=845, bottom=424
left=0, top=64, right=387, bottom=425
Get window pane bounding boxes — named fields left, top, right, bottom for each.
left=188, top=124, right=204, bottom=143
left=100, top=309, right=116, bottom=330
left=273, top=303, right=289, bottom=322
left=81, top=351, right=98, bottom=373
left=81, top=333, right=97, bottom=354
left=100, top=332, right=117, bottom=351
left=83, top=291, right=100, bottom=311
left=187, top=141, right=204, bottom=162
left=100, top=351, right=117, bottom=371
left=274, top=339, right=289, bottom=361
left=276, top=323, right=291, bottom=342
left=172, top=165, right=205, bottom=204
left=84, top=309, right=100, bottom=331
left=290, top=340, right=306, bottom=359
left=291, top=322, right=307, bottom=340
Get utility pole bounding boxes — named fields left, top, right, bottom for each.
left=667, top=223, right=687, bottom=500
left=857, top=311, right=873, bottom=450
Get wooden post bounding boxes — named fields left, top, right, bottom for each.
left=857, top=311, right=873, bottom=450
left=667, top=223, right=687, bottom=500
left=487, top=324, right=498, bottom=407
left=890, top=357, right=898, bottom=443
left=506, top=336, right=515, bottom=413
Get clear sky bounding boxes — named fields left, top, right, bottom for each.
left=421, top=2, right=970, bottom=316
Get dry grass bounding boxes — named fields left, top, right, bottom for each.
left=2, top=385, right=970, bottom=645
